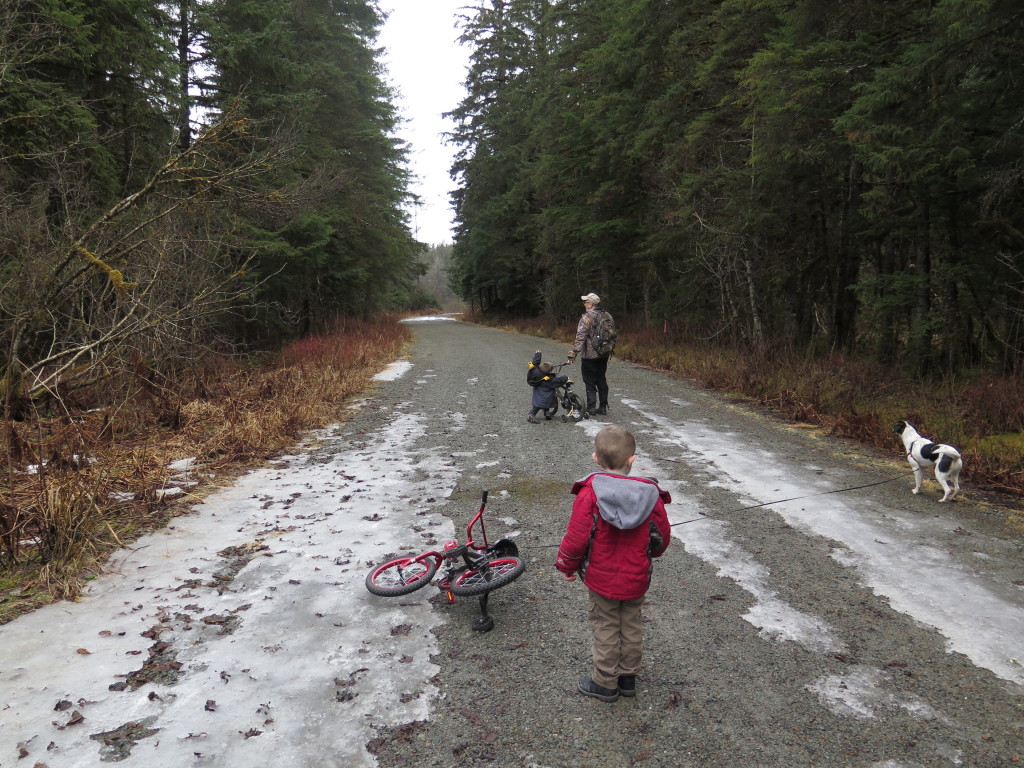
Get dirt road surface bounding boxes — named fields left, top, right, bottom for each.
left=2, top=318, right=1022, bottom=768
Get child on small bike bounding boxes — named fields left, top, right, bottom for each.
left=555, top=424, right=672, bottom=702
left=527, top=350, right=569, bottom=423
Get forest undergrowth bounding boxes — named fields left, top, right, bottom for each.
left=0, top=317, right=409, bottom=623
left=482, top=314, right=1024, bottom=504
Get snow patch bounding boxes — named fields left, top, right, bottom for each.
left=0, top=409, right=461, bottom=767
left=400, top=314, right=459, bottom=323
left=372, top=360, right=413, bottom=381
left=807, top=666, right=950, bottom=723
left=620, top=398, right=1024, bottom=687
left=670, top=517, right=845, bottom=654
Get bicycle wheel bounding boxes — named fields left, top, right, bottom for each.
left=447, top=557, right=525, bottom=596
left=365, top=557, right=437, bottom=596
left=567, top=394, right=586, bottom=422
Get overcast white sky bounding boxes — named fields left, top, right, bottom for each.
left=377, top=1, right=471, bottom=246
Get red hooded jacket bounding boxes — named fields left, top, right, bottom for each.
left=555, top=472, right=671, bottom=601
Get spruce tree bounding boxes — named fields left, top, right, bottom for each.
left=206, top=0, right=420, bottom=335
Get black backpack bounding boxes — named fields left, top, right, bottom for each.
left=591, top=310, right=617, bottom=356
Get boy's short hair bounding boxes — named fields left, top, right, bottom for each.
left=540, top=362, right=554, bottom=374
left=594, top=425, right=636, bottom=470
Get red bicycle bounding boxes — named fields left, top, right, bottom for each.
left=364, top=490, right=525, bottom=631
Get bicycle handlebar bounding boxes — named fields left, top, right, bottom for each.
left=465, top=489, right=491, bottom=548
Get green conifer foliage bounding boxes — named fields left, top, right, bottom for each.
left=449, top=0, right=1024, bottom=372
left=205, top=0, right=420, bottom=336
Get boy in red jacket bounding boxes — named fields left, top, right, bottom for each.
left=556, top=424, right=671, bottom=702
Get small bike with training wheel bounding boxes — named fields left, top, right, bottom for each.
left=553, top=362, right=588, bottom=422
left=364, top=490, right=525, bottom=632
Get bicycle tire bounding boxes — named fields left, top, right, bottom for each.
left=568, top=394, right=586, bottom=422
left=447, top=557, right=525, bottom=596
left=365, top=557, right=437, bottom=596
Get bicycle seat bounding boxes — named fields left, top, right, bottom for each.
left=443, top=543, right=470, bottom=558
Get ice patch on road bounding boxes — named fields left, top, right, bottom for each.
left=808, top=666, right=950, bottom=723
left=0, top=411, right=460, bottom=768
left=678, top=519, right=846, bottom=654
left=372, top=360, right=413, bottom=381
left=620, top=398, right=1024, bottom=687
left=580, top=419, right=844, bottom=656
left=400, top=314, right=459, bottom=323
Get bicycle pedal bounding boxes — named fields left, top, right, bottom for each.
left=445, top=590, right=455, bottom=604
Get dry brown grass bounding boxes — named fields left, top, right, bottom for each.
left=1, top=317, right=410, bottom=621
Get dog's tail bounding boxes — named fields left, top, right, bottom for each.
left=936, top=445, right=961, bottom=460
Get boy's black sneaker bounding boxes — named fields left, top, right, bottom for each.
left=617, top=675, right=636, bottom=697
left=577, top=677, right=618, bottom=702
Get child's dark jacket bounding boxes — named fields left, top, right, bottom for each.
left=555, top=472, right=671, bottom=601
left=527, top=351, right=567, bottom=410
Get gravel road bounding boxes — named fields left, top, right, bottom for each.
left=3, top=317, right=1022, bottom=768
left=360, top=318, right=1024, bottom=768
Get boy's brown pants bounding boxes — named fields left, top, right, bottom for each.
left=587, top=589, right=645, bottom=690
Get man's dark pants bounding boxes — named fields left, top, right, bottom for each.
left=580, top=356, right=609, bottom=411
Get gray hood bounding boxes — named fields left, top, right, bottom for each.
left=589, top=473, right=660, bottom=530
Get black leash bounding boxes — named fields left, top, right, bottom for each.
left=668, top=470, right=915, bottom=527
left=520, top=469, right=915, bottom=548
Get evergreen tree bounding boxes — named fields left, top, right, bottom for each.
left=449, top=0, right=1024, bottom=373
left=449, top=0, right=547, bottom=314
left=206, top=0, right=420, bottom=335
left=1, top=0, right=175, bottom=200
left=838, top=0, right=1024, bottom=371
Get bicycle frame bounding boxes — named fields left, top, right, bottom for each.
left=552, top=362, right=588, bottom=422
left=409, top=490, right=491, bottom=578
left=397, top=490, right=512, bottom=598
left=455, top=487, right=492, bottom=550
left=365, top=489, right=523, bottom=632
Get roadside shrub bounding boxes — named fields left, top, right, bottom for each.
left=0, top=316, right=410, bottom=616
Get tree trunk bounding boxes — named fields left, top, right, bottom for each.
left=910, top=197, right=933, bottom=372
left=833, top=159, right=859, bottom=350
left=177, top=0, right=192, bottom=152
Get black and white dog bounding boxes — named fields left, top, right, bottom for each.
left=893, top=420, right=963, bottom=502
